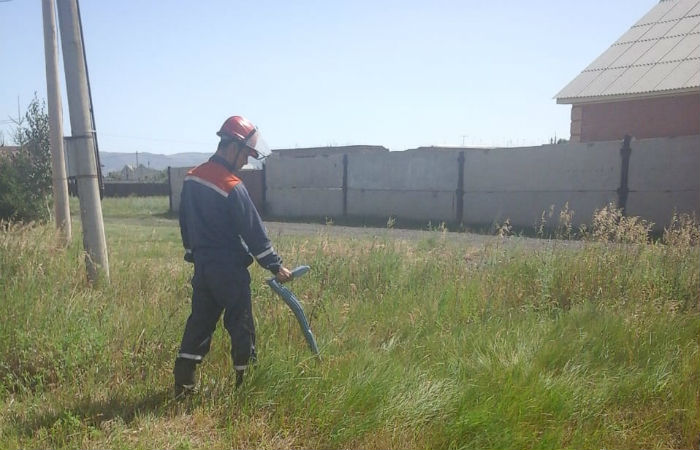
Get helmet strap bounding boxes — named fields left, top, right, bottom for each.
left=220, top=127, right=257, bottom=168
left=232, top=143, right=245, bottom=171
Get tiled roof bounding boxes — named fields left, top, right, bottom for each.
left=556, top=0, right=700, bottom=104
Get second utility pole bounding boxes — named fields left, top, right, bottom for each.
left=42, top=0, right=72, bottom=246
left=56, top=0, right=109, bottom=283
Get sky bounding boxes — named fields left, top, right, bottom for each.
left=1, top=0, right=659, bottom=155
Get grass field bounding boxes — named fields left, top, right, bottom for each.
left=1, top=196, right=698, bottom=449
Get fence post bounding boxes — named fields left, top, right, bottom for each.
left=342, top=153, right=348, bottom=217
left=262, top=162, right=267, bottom=217
left=456, top=151, right=465, bottom=224
left=167, top=167, right=172, bottom=212
left=617, top=135, right=632, bottom=215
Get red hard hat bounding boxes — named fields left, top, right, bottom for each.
left=217, top=116, right=255, bottom=142
left=216, top=116, right=270, bottom=160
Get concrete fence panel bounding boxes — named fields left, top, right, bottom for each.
left=348, top=190, right=457, bottom=222
left=266, top=187, right=344, bottom=218
left=462, top=142, right=620, bottom=192
left=266, top=154, right=344, bottom=188
left=346, top=150, right=459, bottom=221
left=347, top=150, right=460, bottom=191
left=266, top=153, right=345, bottom=217
left=461, top=141, right=621, bottom=227
left=626, top=135, right=700, bottom=226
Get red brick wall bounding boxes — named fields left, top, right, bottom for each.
left=569, top=93, right=700, bottom=142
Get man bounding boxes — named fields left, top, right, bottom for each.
left=174, top=115, right=292, bottom=398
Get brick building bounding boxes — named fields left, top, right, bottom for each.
left=556, top=0, right=700, bottom=143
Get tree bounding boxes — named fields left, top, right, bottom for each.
left=0, top=95, right=53, bottom=222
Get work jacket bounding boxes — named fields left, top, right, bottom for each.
left=179, top=154, right=282, bottom=273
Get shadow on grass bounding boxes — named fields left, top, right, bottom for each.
left=10, top=388, right=178, bottom=437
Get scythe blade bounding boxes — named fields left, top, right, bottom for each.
left=267, top=265, right=320, bottom=358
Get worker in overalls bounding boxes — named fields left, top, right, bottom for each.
left=174, top=115, right=292, bottom=398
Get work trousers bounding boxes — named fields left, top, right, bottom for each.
left=177, top=258, right=255, bottom=371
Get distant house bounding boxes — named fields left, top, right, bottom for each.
left=555, top=0, right=700, bottom=142
left=116, top=164, right=161, bottom=181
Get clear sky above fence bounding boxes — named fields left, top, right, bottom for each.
left=1, top=0, right=658, bottom=154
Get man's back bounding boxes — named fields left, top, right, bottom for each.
left=179, top=155, right=279, bottom=270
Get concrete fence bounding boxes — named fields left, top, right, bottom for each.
left=170, top=135, right=699, bottom=230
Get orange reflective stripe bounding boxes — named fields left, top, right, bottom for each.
left=187, top=161, right=241, bottom=195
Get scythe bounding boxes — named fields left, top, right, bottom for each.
left=267, top=265, right=320, bottom=358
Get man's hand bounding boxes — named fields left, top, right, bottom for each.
left=276, top=266, right=292, bottom=283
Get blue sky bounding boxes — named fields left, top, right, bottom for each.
left=1, top=1, right=658, bottom=154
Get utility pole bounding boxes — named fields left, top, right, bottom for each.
left=42, top=0, right=71, bottom=246
left=56, top=0, right=109, bottom=283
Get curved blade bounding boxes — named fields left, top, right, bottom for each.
left=267, top=265, right=320, bottom=357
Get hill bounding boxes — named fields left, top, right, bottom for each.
left=99, top=151, right=210, bottom=174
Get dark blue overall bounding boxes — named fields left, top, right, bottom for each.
left=175, top=155, right=282, bottom=386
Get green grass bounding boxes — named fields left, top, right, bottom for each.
left=0, top=196, right=698, bottom=449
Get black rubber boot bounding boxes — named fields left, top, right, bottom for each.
left=173, top=358, right=197, bottom=400
left=235, top=369, right=245, bottom=389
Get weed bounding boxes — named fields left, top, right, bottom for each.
left=495, top=218, right=513, bottom=238
left=588, top=202, right=654, bottom=244
left=663, top=211, right=700, bottom=247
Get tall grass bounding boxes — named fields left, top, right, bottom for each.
left=0, top=197, right=698, bottom=449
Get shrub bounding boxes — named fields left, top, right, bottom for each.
left=0, top=96, right=52, bottom=222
